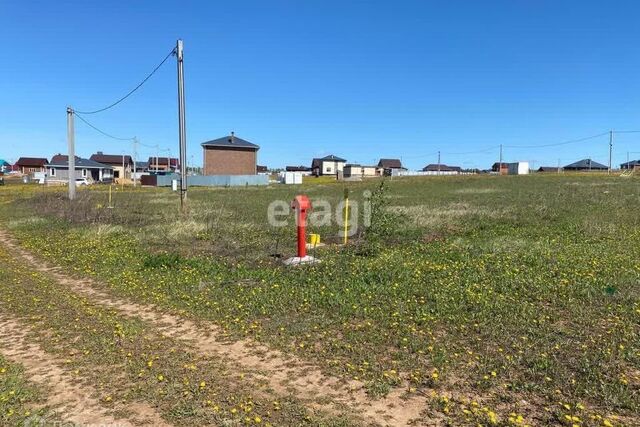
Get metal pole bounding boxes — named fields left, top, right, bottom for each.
left=499, top=144, right=503, bottom=175
left=66, top=107, right=76, bottom=200
left=608, top=130, right=613, bottom=174
left=133, top=137, right=137, bottom=187
left=176, top=39, right=188, bottom=207
left=121, top=152, right=125, bottom=190
left=437, top=151, right=441, bottom=175
left=343, top=188, right=349, bottom=245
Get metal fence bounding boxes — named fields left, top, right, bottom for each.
left=156, top=174, right=268, bottom=187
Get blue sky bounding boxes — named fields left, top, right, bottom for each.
left=2, top=0, right=640, bottom=170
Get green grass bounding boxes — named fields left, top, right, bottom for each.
left=0, top=355, right=49, bottom=426
left=1, top=175, right=639, bottom=426
left=0, top=244, right=352, bottom=426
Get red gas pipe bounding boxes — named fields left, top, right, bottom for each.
left=291, top=195, right=311, bottom=258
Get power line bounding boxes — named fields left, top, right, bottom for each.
left=612, top=130, right=640, bottom=134
left=74, top=47, right=176, bottom=115
left=137, top=140, right=158, bottom=149
left=504, top=132, right=609, bottom=149
left=443, top=145, right=499, bottom=155
left=403, top=151, right=440, bottom=160
left=74, top=112, right=134, bottom=141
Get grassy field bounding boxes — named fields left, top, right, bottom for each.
left=0, top=174, right=638, bottom=426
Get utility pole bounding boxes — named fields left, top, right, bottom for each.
left=132, top=137, right=138, bottom=187
left=66, top=107, right=76, bottom=200
left=176, top=39, right=188, bottom=208
left=121, top=151, right=125, bottom=190
left=499, top=144, right=503, bottom=175
left=155, top=145, right=159, bottom=172
left=608, top=130, right=613, bottom=175
left=437, top=151, right=441, bottom=175
left=557, top=158, right=561, bottom=174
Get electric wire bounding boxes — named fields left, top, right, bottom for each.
left=74, top=112, right=134, bottom=141
left=443, top=145, right=499, bottom=155
left=74, top=47, right=176, bottom=115
left=504, top=132, right=609, bottom=149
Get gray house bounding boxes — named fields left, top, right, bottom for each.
left=47, top=155, right=113, bottom=183
left=563, top=158, right=608, bottom=171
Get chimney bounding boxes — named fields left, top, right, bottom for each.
left=230, top=131, right=235, bottom=144
left=97, top=151, right=103, bottom=155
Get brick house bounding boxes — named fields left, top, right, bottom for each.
left=201, top=132, right=259, bottom=175
left=15, top=157, right=48, bottom=174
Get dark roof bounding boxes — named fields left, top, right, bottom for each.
left=50, top=154, right=78, bottom=163
left=201, top=133, right=259, bottom=150
left=135, top=161, right=149, bottom=170
left=48, top=156, right=112, bottom=169
left=377, top=158, right=403, bottom=169
left=16, top=157, right=48, bottom=167
left=620, top=160, right=640, bottom=168
left=563, top=158, right=608, bottom=170
left=318, top=154, right=346, bottom=162
left=147, top=157, right=179, bottom=167
left=90, top=153, right=133, bottom=165
left=286, top=165, right=311, bottom=172
left=423, top=164, right=461, bottom=172
left=538, top=166, right=560, bottom=172
left=256, top=165, right=268, bottom=172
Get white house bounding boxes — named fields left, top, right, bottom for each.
left=311, top=155, right=346, bottom=177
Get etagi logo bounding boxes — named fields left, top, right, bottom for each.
left=267, top=191, right=372, bottom=236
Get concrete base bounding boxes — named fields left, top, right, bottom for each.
left=283, top=255, right=320, bottom=266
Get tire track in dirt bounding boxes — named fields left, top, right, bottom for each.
left=0, top=228, right=432, bottom=426
left=0, top=317, right=170, bottom=427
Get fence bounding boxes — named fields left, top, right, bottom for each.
left=155, top=174, right=268, bottom=187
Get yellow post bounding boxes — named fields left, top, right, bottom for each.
left=343, top=188, right=349, bottom=245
